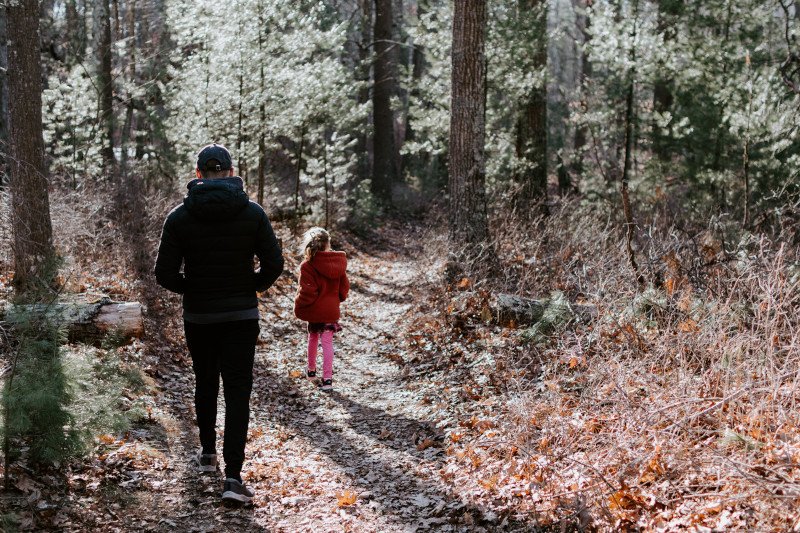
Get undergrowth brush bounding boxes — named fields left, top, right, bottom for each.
left=494, top=201, right=800, bottom=529
left=410, top=198, right=800, bottom=530
left=0, top=184, right=161, bottom=471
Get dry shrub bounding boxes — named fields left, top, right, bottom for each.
left=47, top=184, right=174, bottom=297
left=1, top=182, right=176, bottom=297
left=496, top=200, right=800, bottom=530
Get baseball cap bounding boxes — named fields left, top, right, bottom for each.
left=196, top=143, right=233, bottom=171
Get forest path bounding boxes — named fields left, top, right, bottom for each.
left=114, top=224, right=532, bottom=533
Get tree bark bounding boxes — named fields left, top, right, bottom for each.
left=515, top=0, right=548, bottom=213
left=621, top=0, right=642, bottom=286
left=2, top=297, right=143, bottom=344
left=7, top=0, right=56, bottom=293
left=119, top=0, right=136, bottom=178
left=293, top=125, right=306, bottom=230
left=571, top=0, right=591, bottom=189
left=372, top=0, right=397, bottom=202
left=711, top=0, right=733, bottom=211
left=237, top=24, right=247, bottom=187
left=0, top=6, right=8, bottom=187
left=257, top=5, right=266, bottom=205
left=392, top=0, right=406, bottom=179
left=323, top=138, right=330, bottom=229
left=94, top=0, right=116, bottom=176
left=448, top=0, right=495, bottom=273
left=112, top=0, right=121, bottom=41
left=65, top=0, right=87, bottom=65
left=357, top=0, right=373, bottom=183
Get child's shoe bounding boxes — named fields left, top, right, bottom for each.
left=307, top=368, right=317, bottom=378
left=320, top=378, right=333, bottom=392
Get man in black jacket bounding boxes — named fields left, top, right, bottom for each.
left=154, top=143, right=283, bottom=503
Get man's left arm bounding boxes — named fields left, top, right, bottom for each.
left=254, top=211, right=284, bottom=292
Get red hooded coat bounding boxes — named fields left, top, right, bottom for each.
left=294, top=251, right=349, bottom=323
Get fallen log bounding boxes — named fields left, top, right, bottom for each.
left=1, top=294, right=143, bottom=344
left=494, top=293, right=597, bottom=328
left=494, top=294, right=546, bottom=327
left=445, top=291, right=597, bottom=330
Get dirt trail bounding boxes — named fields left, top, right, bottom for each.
left=71, top=227, right=536, bottom=533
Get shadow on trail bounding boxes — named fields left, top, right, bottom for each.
left=328, top=391, right=443, bottom=454
left=252, top=363, right=539, bottom=532
left=132, top=303, right=269, bottom=532
left=158, top=360, right=269, bottom=533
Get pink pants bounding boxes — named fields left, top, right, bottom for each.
left=307, top=330, right=335, bottom=380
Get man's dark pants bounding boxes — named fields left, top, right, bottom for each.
left=184, top=319, right=259, bottom=480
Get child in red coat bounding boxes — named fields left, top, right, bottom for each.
left=294, top=227, right=349, bottom=392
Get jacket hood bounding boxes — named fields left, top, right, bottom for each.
left=310, top=251, right=347, bottom=279
left=183, top=176, right=249, bottom=221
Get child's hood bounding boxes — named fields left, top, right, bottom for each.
left=309, top=250, right=347, bottom=279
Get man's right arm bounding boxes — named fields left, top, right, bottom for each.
left=154, top=214, right=186, bottom=294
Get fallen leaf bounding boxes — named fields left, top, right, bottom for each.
left=417, top=438, right=437, bottom=451
left=337, top=490, right=357, bottom=507
left=15, top=476, right=37, bottom=493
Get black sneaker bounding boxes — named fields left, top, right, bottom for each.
left=221, top=478, right=255, bottom=503
left=307, top=369, right=317, bottom=378
left=192, top=451, right=218, bottom=473
left=320, top=378, right=333, bottom=392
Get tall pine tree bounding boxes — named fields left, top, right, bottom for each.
left=449, top=0, right=495, bottom=273
left=7, top=0, right=55, bottom=292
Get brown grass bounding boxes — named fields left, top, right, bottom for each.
left=491, top=200, right=800, bottom=530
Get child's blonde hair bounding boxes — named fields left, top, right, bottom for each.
left=300, top=227, right=330, bottom=261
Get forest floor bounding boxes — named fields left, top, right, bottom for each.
left=4, top=193, right=799, bottom=532
left=4, top=220, right=538, bottom=532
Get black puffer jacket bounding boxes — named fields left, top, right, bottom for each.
left=154, top=176, right=284, bottom=314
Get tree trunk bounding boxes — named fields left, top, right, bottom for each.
left=323, top=138, right=330, bottom=229
left=7, top=0, right=56, bottom=293
left=119, top=0, right=136, bottom=178
left=65, top=0, right=87, bottom=65
left=743, top=51, right=753, bottom=227
left=402, top=0, right=428, bottom=180
left=237, top=28, right=247, bottom=187
left=257, top=6, right=266, bottom=205
left=357, top=0, right=373, bottom=184
left=711, top=0, right=733, bottom=211
left=448, top=0, right=495, bottom=274
left=293, top=126, right=306, bottom=228
left=392, top=0, right=406, bottom=179
left=0, top=6, right=8, bottom=188
left=94, top=0, right=115, bottom=176
left=621, top=0, right=642, bottom=286
left=257, top=132, right=266, bottom=205
left=111, top=0, right=119, bottom=40
left=515, top=0, right=548, bottom=213
left=571, top=0, right=591, bottom=189
left=372, top=0, right=397, bottom=202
